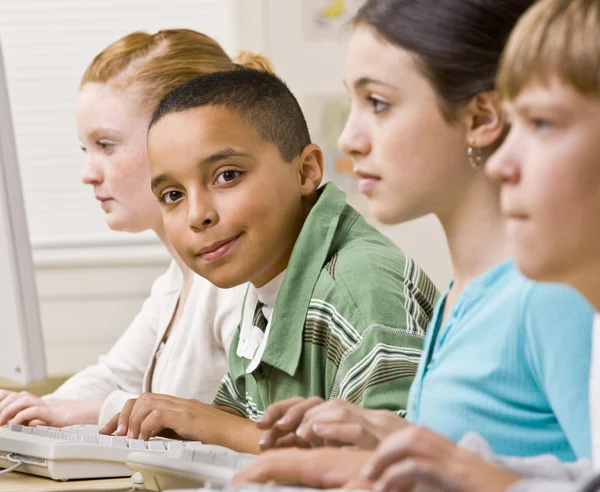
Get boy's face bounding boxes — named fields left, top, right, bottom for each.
left=148, top=106, right=316, bottom=288
left=486, top=79, right=600, bottom=290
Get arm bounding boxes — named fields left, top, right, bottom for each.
left=523, top=283, right=594, bottom=459
left=99, top=393, right=264, bottom=454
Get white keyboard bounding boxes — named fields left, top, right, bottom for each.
left=127, top=445, right=256, bottom=491
left=0, top=423, right=203, bottom=481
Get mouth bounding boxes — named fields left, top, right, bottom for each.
left=196, top=233, right=242, bottom=262
left=96, top=196, right=113, bottom=203
left=354, top=168, right=381, bottom=194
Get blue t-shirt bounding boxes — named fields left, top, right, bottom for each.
left=406, top=260, right=593, bottom=461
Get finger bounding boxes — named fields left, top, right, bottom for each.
left=233, top=449, right=327, bottom=487
left=373, top=459, right=424, bottom=492
left=362, top=427, right=451, bottom=482
left=138, top=410, right=168, bottom=442
left=9, top=406, right=50, bottom=426
left=257, top=397, right=306, bottom=429
left=343, top=478, right=374, bottom=490
left=313, top=423, right=379, bottom=449
left=0, top=390, right=15, bottom=404
left=99, top=413, right=120, bottom=435
left=0, top=396, right=39, bottom=425
left=128, top=396, right=159, bottom=439
left=28, top=419, right=47, bottom=427
left=276, top=396, right=325, bottom=431
left=375, top=458, right=459, bottom=492
left=0, top=393, right=26, bottom=422
left=272, top=433, right=312, bottom=449
left=115, top=398, right=137, bottom=436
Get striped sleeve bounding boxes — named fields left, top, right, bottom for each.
left=212, top=371, right=248, bottom=417
left=311, top=299, right=425, bottom=415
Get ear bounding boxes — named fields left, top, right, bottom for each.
left=463, top=91, right=506, bottom=150
left=296, top=143, right=324, bottom=196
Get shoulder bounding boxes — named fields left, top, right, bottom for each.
left=148, top=260, right=183, bottom=298
left=517, top=274, right=594, bottom=343
left=315, top=217, right=438, bottom=334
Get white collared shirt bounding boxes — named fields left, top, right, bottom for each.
left=237, top=270, right=287, bottom=373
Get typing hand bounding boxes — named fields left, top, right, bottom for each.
left=233, top=447, right=372, bottom=488
left=0, top=390, right=100, bottom=427
left=258, top=396, right=406, bottom=450
left=362, top=426, right=521, bottom=492
left=99, top=393, right=219, bottom=442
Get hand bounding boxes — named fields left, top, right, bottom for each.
left=0, top=390, right=101, bottom=427
left=100, top=393, right=219, bottom=441
left=233, top=447, right=373, bottom=488
left=258, top=396, right=406, bottom=450
left=362, top=426, right=521, bottom=492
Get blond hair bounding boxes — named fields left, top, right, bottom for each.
left=81, top=29, right=274, bottom=112
left=498, top=0, right=600, bottom=100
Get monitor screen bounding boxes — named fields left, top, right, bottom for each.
left=0, top=38, right=46, bottom=384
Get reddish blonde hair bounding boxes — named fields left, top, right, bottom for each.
left=81, top=29, right=274, bottom=112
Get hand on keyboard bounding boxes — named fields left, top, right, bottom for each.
left=257, top=397, right=405, bottom=451
left=100, top=393, right=217, bottom=442
left=0, top=390, right=102, bottom=427
left=232, top=447, right=372, bottom=488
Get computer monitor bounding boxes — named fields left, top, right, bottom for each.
left=0, top=39, right=47, bottom=384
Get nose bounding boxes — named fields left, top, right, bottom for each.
left=81, top=152, right=103, bottom=186
left=486, top=127, right=521, bottom=185
left=187, top=190, right=219, bottom=232
left=337, top=107, right=371, bottom=159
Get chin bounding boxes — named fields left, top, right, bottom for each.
left=370, top=201, right=423, bottom=226
left=188, top=262, right=247, bottom=290
left=514, top=252, right=559, bottom=283
left=105, top=215, right=151, bottom=234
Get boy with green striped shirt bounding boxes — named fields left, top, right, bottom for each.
left=101, top=68, right=438, bottom=454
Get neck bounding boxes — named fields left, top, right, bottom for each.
left=567, top=263, right=600, bottom=314
left=153, top=223, right=195, bottom=283
left=437, top=174, right=511, bottom=292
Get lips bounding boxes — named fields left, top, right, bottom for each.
left=196, top=233, right=242, bottom=262
left=354, top=168, right=381, bottom=194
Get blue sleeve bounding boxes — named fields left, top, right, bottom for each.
left=524, top=283, right=594, bottom=459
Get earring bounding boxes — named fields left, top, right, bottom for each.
left=467, top=138, right=483, bottom=169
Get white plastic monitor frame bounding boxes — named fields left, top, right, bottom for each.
left=0, top=38, right=47, bottom=384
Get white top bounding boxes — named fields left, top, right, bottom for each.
left=236, top=270, right=286, bottom=374
left=591, top=312, right=600, bottom=467
left=46, top=261, right=246, bottom=425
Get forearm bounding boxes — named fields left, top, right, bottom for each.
left=201, top=405, right=263, bottom=454
left=66, top=399, right=104, bottom=424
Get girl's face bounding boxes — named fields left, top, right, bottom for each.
left=76, top=82, right=161, bottom=233
left=338, top=25, right=473, bottom=225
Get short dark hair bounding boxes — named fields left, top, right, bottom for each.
left=149, top=68, right=311, bottom=162
left=354, top=0, right=536, bottom=120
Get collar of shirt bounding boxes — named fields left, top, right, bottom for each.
left=257, top=182, right=351, bottom=376
left=237, top=270, right=287, bottom=373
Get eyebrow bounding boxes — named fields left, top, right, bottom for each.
left=150, top=148, right=251, bottom=191
left=351, top=77, right=396, bottom=90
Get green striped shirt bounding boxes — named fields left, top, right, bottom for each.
left=214, top=182, right=438, bottom=420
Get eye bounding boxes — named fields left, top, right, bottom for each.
left=97, top=141, right=114, bottom=152
left=531, top=118, right=552, bottom=132
left=367, top=95, right=389, bottom=114
left=215, top=169, right=241, bottom=184
left=159, top=190, right=184, bottom=205
left=80, top=145, right=87, bottom=153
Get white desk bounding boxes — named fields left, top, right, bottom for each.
left=0, top=472, right=132, bottom=492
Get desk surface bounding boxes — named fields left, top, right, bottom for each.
left=0, top=472, right=132, bottom=492
left=0, top=377, right=70, bottom=398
